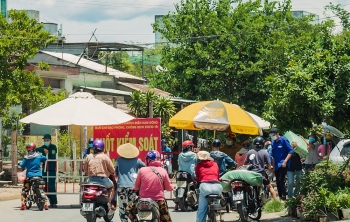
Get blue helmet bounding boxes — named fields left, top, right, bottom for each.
left=146, top=150, right=157, bottom=161
left=93, top=139, right=105, bottom=152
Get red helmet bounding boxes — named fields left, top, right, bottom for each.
left=26, top=142, right=36, bottom=151
left=182, top=140, right=194, bottom=151
left=264, top=141, right=271, bottom=147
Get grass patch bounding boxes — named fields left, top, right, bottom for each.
left=262, top=199, right=285, bottom=213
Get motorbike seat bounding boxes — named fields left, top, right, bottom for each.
left=82, top=182, right=106, bottom=188
left=205, top=194, right=221, bottom=199
left=30, top=177, right=42, bottom=181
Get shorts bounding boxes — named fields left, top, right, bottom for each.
left=88, top=176, right=113, bottom=189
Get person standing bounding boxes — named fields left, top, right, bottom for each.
left=35, top=134, right=58, bottom=208
left=220, top=133, right=242, bottom=160
left=195, top=151, right=222, bottom=222
left=304, top=134, right=319, bottom=171
left=287, top=141, right=303, bottom=198
left=235, top=141, right=250, bottom=169
left=115, top=143, right=146, bottom=222
left=269, top=128, right=294, bottom=201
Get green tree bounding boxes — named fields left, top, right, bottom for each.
left=0, top=10, right=55, bottom=115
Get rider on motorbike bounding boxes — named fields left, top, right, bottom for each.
left=19, top=142, right=49, bottom=210
left=245, top=136, right=277, bottom=200
left=210, top=139, right=237, bottom=177
left=84, top=139, right=116, bottom=210
left=174, top=140, right=197, bottom=210
left=126, top=150, right=174, bottom=222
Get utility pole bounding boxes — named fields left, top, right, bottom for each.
left=105, top=52, right=109, bottom=73
left=11, top=130, right=18, bottom=185
left=149, top=100, right=153, bottom=118
left=0, top=116, right=3, bottom=174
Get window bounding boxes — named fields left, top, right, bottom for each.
left=340, top=144, right=350, bottom=156
left=42, top=77, right=61, bottom=88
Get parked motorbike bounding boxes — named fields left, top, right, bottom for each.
left=23, top=177, right=47, bottom=211
left=173, top=171, right=198, bottom=211
left=221, top=154, right=264, bottom=222
left=135, top=198, right=160, bottom=222
left=80, top=182, right=115, bottom=222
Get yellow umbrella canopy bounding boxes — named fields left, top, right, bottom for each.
left=169, top=100, right=262, bottom=135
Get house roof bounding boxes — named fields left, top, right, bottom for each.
left=40, top=51, right=145, bottom=82
left=118, top=82, right=172, bottom=97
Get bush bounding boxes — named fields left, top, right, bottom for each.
left=263, top=199, right=285, bottom=213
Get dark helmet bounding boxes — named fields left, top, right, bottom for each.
left=253, top=136, right=265, bottom=148
left=212, top=139, right=221, bottom=148
left=182, top=140, right=194, bottom=151
left=26, top=142, right=36, bottom=151
left=93, top=139, right=105, bottom=152
left=88, top=138, right=94, bottom=142
left=161, top=139, right=167, bottom=145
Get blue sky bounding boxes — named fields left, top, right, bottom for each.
left=7, top=0, right=350, bottom=45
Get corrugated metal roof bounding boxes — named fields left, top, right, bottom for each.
left=118, top=82, right=172, bottom=97
left=170, top=98, right=197, bottom=103
left=40, top=51, right=145, bottom=82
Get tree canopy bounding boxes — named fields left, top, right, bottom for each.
left=151, top=0, right=350, bottom=135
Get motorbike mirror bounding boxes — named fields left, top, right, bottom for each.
left=319, top=152, right=323, bottom=156
left=249, top=154, right=256, bottom=160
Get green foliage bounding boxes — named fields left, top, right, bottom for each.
left=0, top=10, right=56, bottom=115
left=262, top=199, right=285, bottom=213
left=127, top=90, right=177, bottom=143
left=57, top=130, right=77, bottom=157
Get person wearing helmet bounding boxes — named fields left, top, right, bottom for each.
left=126, top=150, right=174, bottom=222
left=84, top=139, right=116, bottom=210
left=83, top=138, right=94, bottom=158
left=174, top=140, right=197, bottom=211
left=210, top=139, right=237, bottom=177
left=35, top=134, right=58, bottom=208
left=19, top=142, right=49, bottom=210
left=220, top=132, right=243, bottom=160
left=245, top=136, right=277, bottom=200
left=115, top=143, right=145, bottom=222
left=160, top=139, right=172, bottom=175
left=264, top=141, right=273, bottom=164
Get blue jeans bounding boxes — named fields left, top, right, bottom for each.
left=196, top=182, right=223, bottom=222
left=88, top=176, right=113, bottom=189
left=287, top=170, right=302, bottom=198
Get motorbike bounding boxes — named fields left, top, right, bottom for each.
left=23, top=177, right=47, bottom=211
left=221, top=154, right=264, bottom=222
left=135, top=198, right=160, bottom=222
left=80, top=181, right=115, bottom=222
left=173, top=171, right=198, bottom=211
left=205, top=188, right=229, bottom=222
left=160, top=154, right=173, bottom=178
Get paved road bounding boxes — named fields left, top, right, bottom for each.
left=0, top=194, right=297, bottom=222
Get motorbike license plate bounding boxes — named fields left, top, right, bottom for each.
left=213, top=199, right=220, bottom=205
left=233, top=193, right=243, bottom=201
left=138, top=211, right=152, bottom=220
left=82, top=203, right=93, bottom=211
left=177, top=181, right=186, bottom=188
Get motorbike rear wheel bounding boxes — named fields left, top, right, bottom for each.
left=103, top=213, right=114, bottom=222
left=25, top=198, right=32, bottom=210
left=237, top=193, right=249, bottom=222
left=208, top=210, right=219, bottom=222
left=37, top=202, right=45, bottom=211
left=178, top=197, right=188, bottom=212
left=86, top=211, right=97, bottom=222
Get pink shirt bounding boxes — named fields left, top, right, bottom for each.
left=133, top=162, right=174, bottom=200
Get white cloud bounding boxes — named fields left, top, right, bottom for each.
left=7, top=0, right=350, bottom=45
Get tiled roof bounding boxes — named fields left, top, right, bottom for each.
left=40, top=51, right=145, bottom=82
left=118, top=82, right=172, bottom=97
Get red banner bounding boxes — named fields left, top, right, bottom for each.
left=93, top=118, right=161, bottom=164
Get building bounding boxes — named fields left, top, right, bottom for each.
left=154, top=10, right=320, bottom=44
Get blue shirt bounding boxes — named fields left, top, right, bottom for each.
left=115, top=157, right=146, bottom=188
left=178, top=151, right=197, bottom=177
left=19, top=152, right=47, bottom=178
left=271, top=136, right=294, bottom=169
left=210, top=151, right=237, bottom=177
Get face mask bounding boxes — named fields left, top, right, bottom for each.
left=226, top=141, right=232, bottom=146
left=308, top=138, right=315, bottom=143
left=89, top=143, right=93, bottom=148
left=271, top=135, right=277, bottom=141
left=44, top=142, right=50, bottom=147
